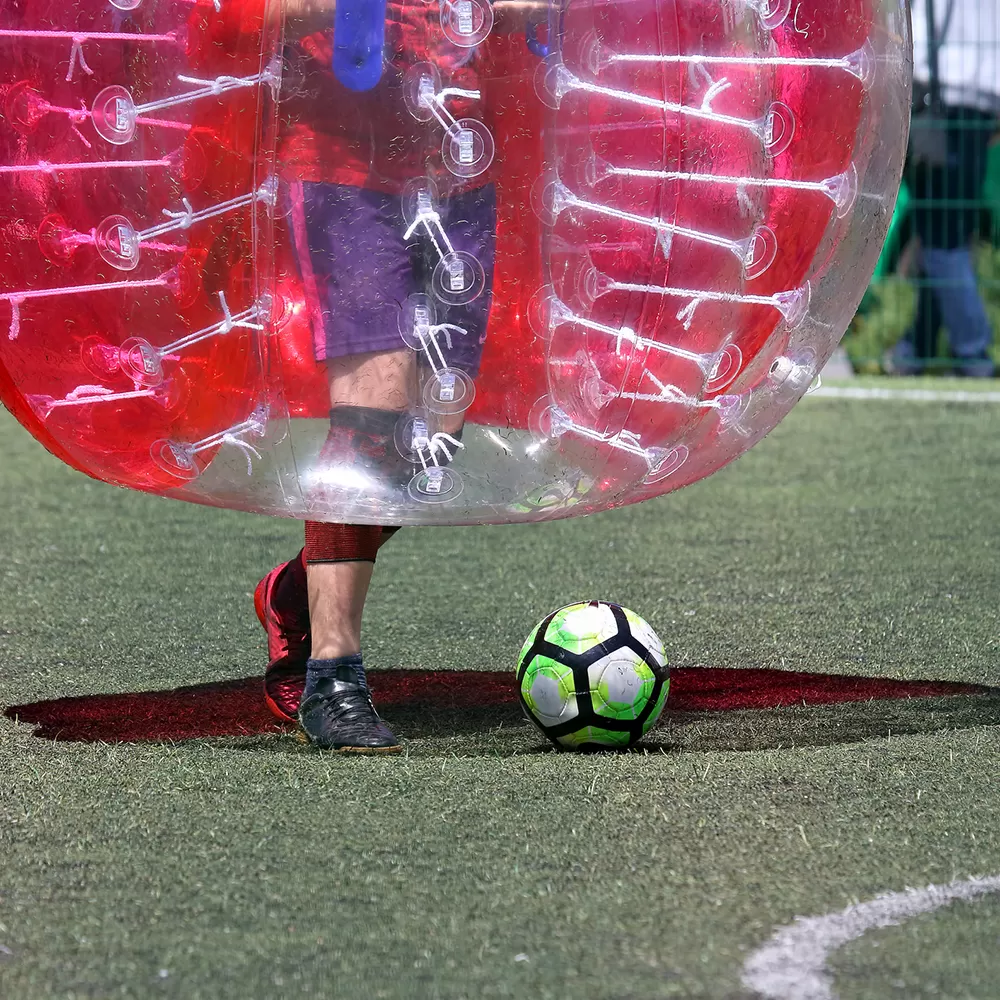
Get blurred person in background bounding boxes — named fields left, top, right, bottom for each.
left=887, top=0, right=999, bottom=377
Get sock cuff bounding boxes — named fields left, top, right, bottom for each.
left=303, top=521, right=383, bottom=563
left=306, top=654, right=367, bottom=692
left=329, top=405, right=402, bottom=438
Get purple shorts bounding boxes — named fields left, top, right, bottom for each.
left=288, top=181, right=497, bottom=376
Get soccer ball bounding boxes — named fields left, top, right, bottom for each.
left=516, top=601, right=669, bottom=750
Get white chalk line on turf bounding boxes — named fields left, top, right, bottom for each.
left=740, top=874, right=1000, bottom=1000
left=811, top=386, right=1000, bottom=403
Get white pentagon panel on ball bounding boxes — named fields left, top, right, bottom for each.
left=545, top=602, right=620, bottom=655
left=623, top=608, right=666, bottom=670
left=524, top=660, right=579, bottom=728
left=587, top=649, right=655, bottom=722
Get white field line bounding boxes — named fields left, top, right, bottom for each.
left=811, top=385, right=1000, bottom=403
left=741, top=874, right=1000, bottom=1000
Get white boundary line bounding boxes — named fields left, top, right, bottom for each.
left=741, top=874, right=1000, bottom=1000
left=811, top=386, right=1000, bottom=403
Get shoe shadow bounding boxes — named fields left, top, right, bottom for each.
left=4, top=667, right=998, bottom=755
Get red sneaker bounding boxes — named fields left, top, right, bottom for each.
left=254, top=552, right=309, bottom=723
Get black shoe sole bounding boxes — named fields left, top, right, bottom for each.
left=294, top=728, right=403, bottom=754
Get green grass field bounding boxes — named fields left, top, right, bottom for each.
left=2, top=384, right=1000, bottom=1000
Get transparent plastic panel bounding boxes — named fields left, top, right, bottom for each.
left=0, top=0, right=910, bottom=524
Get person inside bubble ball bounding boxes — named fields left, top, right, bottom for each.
left=255, top=0, right=527, bottom=751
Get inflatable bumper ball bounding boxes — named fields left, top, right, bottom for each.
left=0, top=0, right=911, bottom=524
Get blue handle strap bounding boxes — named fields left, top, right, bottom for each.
left=525, top=3, right=564, bottom=59
left=333, top=0, right=389, bottom=92
left=526, top=20, right=548, bottom=58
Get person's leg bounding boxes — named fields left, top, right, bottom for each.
left=286, top=524, right=402, bottom=753
left=923, top=246, right=995, bottom=377
left=290, top=180, right=422, bottom=495
left=296, top=520, right=400, bottom=751
left=937, top=109, right=996, bottom=376
left=945, top=108, right=994, bottom=251
left=889, top=260, right=943, bottom=375
left=424, top=184, right=496, bottom=387
left=405, top=183, right=497, bottom=457
left=256, top=524, right=399, bottom=723
left=304, top=522, right=378, bottom=661
left=256, top=183, right=416, bottom=732
left=899, top=120, right=949, bottom=374
left=912, top=266, right=944, bottom=363
left=269, top=183, right=495, bottom=748
left=328, top=350, right=413, bottom=411
left=258, top=187, right=417, bottom=742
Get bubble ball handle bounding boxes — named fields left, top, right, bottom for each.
left=333, top=0, right=388, bottom=91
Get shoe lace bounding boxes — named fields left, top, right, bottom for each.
left=316, top=679, right=381, bottom=726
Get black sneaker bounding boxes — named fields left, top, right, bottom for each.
left=297, top=662, right=401, bottom=753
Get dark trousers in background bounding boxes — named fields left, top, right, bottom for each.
left=893, top=106, right=996, bottom=376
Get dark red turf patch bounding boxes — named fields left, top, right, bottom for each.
left=3, top=668, right=993, bottom=743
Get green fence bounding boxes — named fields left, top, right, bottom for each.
left=843, top=138, right=1000, bottom=375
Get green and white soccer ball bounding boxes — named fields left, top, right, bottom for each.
left=517, top=601, right=669, bottom=749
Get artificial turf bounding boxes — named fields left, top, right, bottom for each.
left=2, top=384, right=1000, bottom=999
